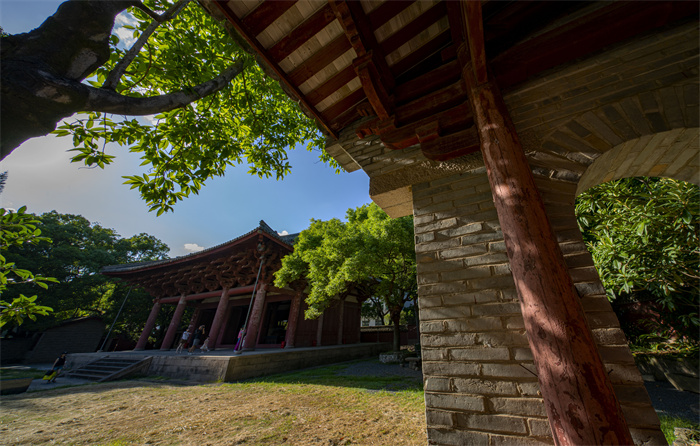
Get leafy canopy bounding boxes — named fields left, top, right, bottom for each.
left=2, top=211, right=169, bottom=332
left=0, top=206, right=57, bottom=327
left=54, top=0, right=332, bottom=215
left=274, top=203, right=417, bottom=323
left=576, top=177, right=699, bottom=340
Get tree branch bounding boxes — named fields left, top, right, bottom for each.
left=88, top=59, right=245, bottom=115
left=103, top=0, right=192, bottom=90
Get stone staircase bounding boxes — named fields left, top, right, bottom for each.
left=66, top=356, right=152, bottom=382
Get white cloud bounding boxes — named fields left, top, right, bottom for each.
left=278, top=230, right=289, bottom=236
left=114, top=12, right=138, bottom=48
left=184, top=243, right=205, bottom=253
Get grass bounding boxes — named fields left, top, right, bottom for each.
left=1, top=359, right=427, bottom=445
left=659, top=415, right=700, bottom=444
left=0, top=366, right=45, bottom=380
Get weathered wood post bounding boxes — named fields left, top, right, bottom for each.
left=160, top=294, right=187, bottom=350
left=461, top=51, right=633, bottom=446
left=134, top=299, right=161, bottom=351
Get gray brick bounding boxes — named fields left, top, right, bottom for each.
left=489, top=433, right=554, bottom=445
left=450, top=347, right=510, bottom=361
left=421, top=305, right=471, bottom=320
left=527, top=418, right=552, bottom=437
left=468, top=277, right=517, bottom=293
left=426, top=393, right=486, bottom=412
left=452, top=378, right=519, bottom=396
left=425, top=377, right=452, bottom=392
left=482, top=363, right=538, bottom=379
left=441, top=267, right=492, bottom=282
left=419, top=281, right=469, bottom=296
left=423, top=361, right=480, bottom=377
left=426, top=428, right=489, bottom=445
left=471, top=302, right=521, bottom=316
left=422, top=333, right=478, bottom=348
left=442, top=290, right=498, bottom=306
left=452, top=413, right=528, bottom=435
left=426, top=409, right=453, bottom=427
left=444, top=317, right=504, bottom=332
left=518, top=382, right=542, bottom=397
left=440, top=244, right=489, bottom=260
left=490, top=397, right=548, bottom=417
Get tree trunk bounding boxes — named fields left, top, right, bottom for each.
left=390, top=310, right=401, bottom=352
left=1, top=0, right=133, bottom=156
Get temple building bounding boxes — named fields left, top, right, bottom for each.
left=102, top=221, right=361, bottom=351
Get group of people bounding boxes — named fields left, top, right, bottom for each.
left=175, top=324, right=209, bottom=354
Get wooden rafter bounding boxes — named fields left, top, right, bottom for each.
left=330, top=0, right=393, bottom=120
left=491, top=0, right=699, bottom=90
left=379, top=1, right=447, bottom=57
left=267, top=4, right=336, bottom=62
left=462, top=0, right=487, bottom=85
left=212, top=0, right=339, bottom=139
left=287, top=35, right=351, bottom=86
left=242, top=0, right=297, bottom=37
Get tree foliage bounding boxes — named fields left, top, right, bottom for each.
left=275, top=203, right=416, bottom=351
left=0, top=206, right=57, bottom=327
left=2, top=0, right=333, bottom=214
left=2, top=211, right=169, bottom=334
left=576, top=177, right=699, bottom=340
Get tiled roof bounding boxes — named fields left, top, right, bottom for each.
left=101, top=220, right=297, bottom=275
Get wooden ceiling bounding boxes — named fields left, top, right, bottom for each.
left=212, top=0, right=697, bottom=162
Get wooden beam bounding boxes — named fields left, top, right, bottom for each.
left=463, top=61, right=634, bottom=446
left=306, top=65, right=356, bottom=107
left=393, top=59, right=461, bottom=106
left=395, top=80, right=467, bottom=127
left=390, top=28, right=451, bottom=79
left=267, top=4, right=336, bottom=62
left=379, top=2, right=447, bottom=56
left=420, top=127, right=480, bottom=161
left=213, top=1, right=338, bottom=139
left=287, top=35, right=351, bottom=87
left=331, top=0, right=394, bottom=119
left=492, top=0, right=699, bottom=90
left=242, top=0, right=297, bottom=37
left=321, top=88, right=365, bottom=123
left=366, top=0, right=412, bottom=30
left=462, top=0, right=487, bottom=85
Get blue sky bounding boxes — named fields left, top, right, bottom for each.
left=0, top=1, right=371, bottom=257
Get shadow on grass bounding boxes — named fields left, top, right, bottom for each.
left=243, top=358, right=424, bottom=393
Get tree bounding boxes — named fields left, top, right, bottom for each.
left=0, top=206, right=57, bottom=328
left=2, top=211, right=169, bottom=333
left=1, top=0, right=332, bottom=214
left=576, top=177, right=699, bottom=341
left=275, top=203, right=417, bottom=352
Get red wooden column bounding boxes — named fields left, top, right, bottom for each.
left=336, top=298, right=345, bottom=345
left=208, top=287, right=230, bottom=350
left=462, top=55, right=633, bottom=444
left=243, top=283, right=267, bottom=350
left=160, top=294, right=187, bottom=350
left=284, top=290, right=303, bottom=349
left=315, top=313, right=324, bottom=347
left=134, top=299, right=161, bottom=351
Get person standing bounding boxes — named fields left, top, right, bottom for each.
left=188, top=325, right=206, bottom=354
left=176, top=326, right=192, bottom=353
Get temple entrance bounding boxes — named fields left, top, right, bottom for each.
left=221, top=305, right=249, bottom=345
left=259, top=301, right=290, bottom=345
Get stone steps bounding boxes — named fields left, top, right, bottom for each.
left=66, top=356, right=151, bottom=382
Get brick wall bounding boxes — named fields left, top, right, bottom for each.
left=413, top=169, right=666, bottom=445
left=321, top=18, right=697, bottom=446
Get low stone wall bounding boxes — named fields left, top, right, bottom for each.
left=224, top=343, right=391, bottom=382
left=635, top=354, right=699, bottom=394
left=66, top=343, right=392, bottom=383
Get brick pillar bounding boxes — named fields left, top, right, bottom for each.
left=160, top=294, right=187, bottom=350
left=134, top=299, right=161, bottom=351
left=243, top=283, right=267, bottom=350
left=208, top=287, right=230, bottom=349
left=284, top=291, right=303, bottom=348
left=337, top=298, right=345, bottom=345
left=315, top=313, right=324, bottom=347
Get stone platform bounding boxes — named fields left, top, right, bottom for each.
left=65, top=343, right=391, bottom=383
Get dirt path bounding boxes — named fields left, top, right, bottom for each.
left=1, top=376, right=425, bottom=445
